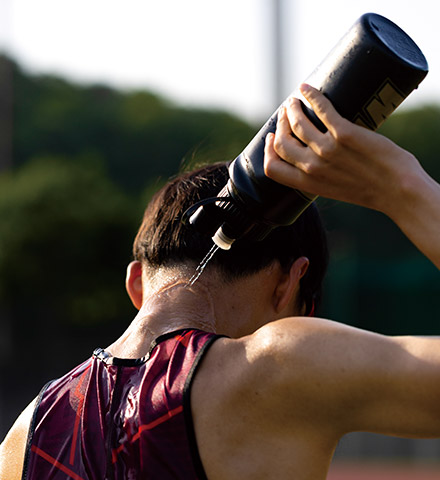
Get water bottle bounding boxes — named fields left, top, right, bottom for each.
left=188, top=13, right=428, bottom=250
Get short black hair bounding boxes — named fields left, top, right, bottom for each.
left=133, top=163, right=329, bottom=314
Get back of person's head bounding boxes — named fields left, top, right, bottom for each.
left=133, top=162, right=329, bottom=314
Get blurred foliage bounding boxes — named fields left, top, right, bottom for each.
left=0, top=154, right=135, bottom=325
left=0, top=53, right=439, bottom=438
left=379, top=105, right=440, bottom=180
left=11, top=56, right=254, bottom=191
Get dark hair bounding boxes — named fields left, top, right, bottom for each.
left=133, top=163, right=329, bottom=314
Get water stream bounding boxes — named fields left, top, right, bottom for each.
left=186, top=244, right=220, bottom=287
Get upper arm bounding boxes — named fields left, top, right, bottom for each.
left=0, top=398, right=36, bottom=480
left=247, top=318, right=440, bottom=440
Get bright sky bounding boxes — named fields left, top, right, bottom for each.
left=1, top=0, right=439, bottom=122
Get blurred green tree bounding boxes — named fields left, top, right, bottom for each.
left=0, top=154, right=136, bottom=322
left=11, top=56, right=255, bottom=191
left=379, top=104, right=440, bottom=180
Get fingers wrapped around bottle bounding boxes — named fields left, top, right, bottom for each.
left=264, top=84, right=354, bottom=191
left=263, top=83, right=411, bottom=211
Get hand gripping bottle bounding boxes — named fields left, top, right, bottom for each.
left=187, top=13, right=428, bottom=250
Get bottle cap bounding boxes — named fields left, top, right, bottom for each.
left=212, top=226, right=235, bottom=250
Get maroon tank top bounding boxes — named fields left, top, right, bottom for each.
left=22, top=329, right=222, bottom=480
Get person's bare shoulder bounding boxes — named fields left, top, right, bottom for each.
left=0, top=398, right=37, bottom=480
left=192, top=316, right=352, bottom=424
left=190, top=318, right=351, bottom=478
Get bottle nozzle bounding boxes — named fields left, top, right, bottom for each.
left=212, top=226, right=235, bottom=250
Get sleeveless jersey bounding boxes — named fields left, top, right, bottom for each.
left=22, top=329, right=222, bottom=480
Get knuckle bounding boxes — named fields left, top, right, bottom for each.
left=302, top=160, right=320, bottom=176
left=263, top=155, right=275, bottom=177
left=273, top=135, right=287, bottom=158
left=290, top=116, right=302, bottom=133
left=302, top=159, right=330, bottom=182
left=302, top=162, right=314, bottom=175
left=315, top=137, right=338, bottom=159
left=314, top=100, right=326, bottom=117
left=332, top=121, right=354, bottom=145
left=310, top=97, right=327, bottom=119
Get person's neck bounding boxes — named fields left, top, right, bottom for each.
left=106, top=278, right=247, bottom=359
left=136, top=280, right=219, bottom=338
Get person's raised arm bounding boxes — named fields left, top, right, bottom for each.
left=264, top=84, right=440, bottom=269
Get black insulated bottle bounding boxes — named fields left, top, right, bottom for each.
left=188, top=13, right=428, bottom=250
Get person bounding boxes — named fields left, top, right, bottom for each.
left=1, top=84, right=440, bottom=480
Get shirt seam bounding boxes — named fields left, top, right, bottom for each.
left=182, top=333, right=225, bottom=480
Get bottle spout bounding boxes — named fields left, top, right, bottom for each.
left=212, top=226, right=235, bottom=250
